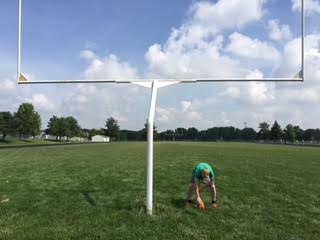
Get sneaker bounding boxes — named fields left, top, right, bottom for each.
left=211, top=202, right=219, bottom=209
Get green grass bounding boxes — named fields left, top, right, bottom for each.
left=0, top=142, right=319, bottom=240
left=0, top=138, right=58, bottom=146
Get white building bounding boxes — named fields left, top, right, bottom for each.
left=43, top=134, right=58, bottom=141
left=91, top=135, right=110, bottom=143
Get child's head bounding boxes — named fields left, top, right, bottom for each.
left=201, top=168, right=210, bottom=178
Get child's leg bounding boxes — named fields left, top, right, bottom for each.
left=209, top=181, right=217, bottom=203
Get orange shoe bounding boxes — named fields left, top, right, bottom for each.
left=211, top=202, right=219, bottom=209
left=198, top=201, right=205, bottom=210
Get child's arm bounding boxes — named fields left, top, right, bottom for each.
left=194, top=179, right=203, bottom=204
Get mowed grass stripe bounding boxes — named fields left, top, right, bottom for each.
left=0, top=142, right=319, bottom=240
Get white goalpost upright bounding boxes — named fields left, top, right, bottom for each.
left=17, top=0, right=305, bottom=215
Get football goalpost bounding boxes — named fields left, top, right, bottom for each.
left=17, top=0, right=305, bottom=215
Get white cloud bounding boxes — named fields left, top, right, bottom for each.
left=225, top=32, right=281, bottom=64
left=191, top=0, right=266, bottom=32
left=247, top=82, right=273, bottom=102
left=156, top=107, right=175, bottom=124
left=0, top=79, right=15, bottom=91
left=274, top=34, right=320, bottom=78
left=292, top=0, right=320, bottom=15
left=80, top=50, right=97, bottom=60
left=185, top=111, right=202, bottom=122
left=181, top=101, right=192, bottom=112
left=219, top=87, right=241, bottom=99
left=145, top=0, right=269, bottom=79
left=268, top=19, right=292, bottom=42
left=156, top=100, right=203, bottom=127
left=83, top=54, right=139, bottom=79
left=26, top=94, right=56, bottom=112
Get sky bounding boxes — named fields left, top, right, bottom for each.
left=0, top=0, right=320, bottom=131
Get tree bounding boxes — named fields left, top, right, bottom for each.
left=14, top=103, right=41, bottom=138
left=161, top=129, right=177, bottom=141
left=105, top=117, right=120, bottom=140
left=47, top=116, right=67, bottom=141
left=270, top=121, right=282, bottom=142
left=186, top=127, right=199, bottom=140
left=175, top=128, right=187, bottom=140
left=304, top=129, right=317, bottom=142
left=258, top=122, right=270, bottom=140
left=294, top=125, right=304, bottom=142
left=64, top=116, right=81, bottom=140
left=284, top=124, right=296, bottom=143
left=241, top=128, right=257, bottom=141
left=47, top=116, right=81, bottom=141
left=47, top=116, right=59, bottom=140
left=0, top=112, right=14, bottom=141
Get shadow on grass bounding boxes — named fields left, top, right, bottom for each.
left=81, top=191, right=97, bottom=207
left=171, top=198, right=187, bottom=208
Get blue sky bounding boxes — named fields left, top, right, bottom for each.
left=0, top=0, right=320, bottom=131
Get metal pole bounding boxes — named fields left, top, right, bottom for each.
left=301, top=0, right=305, bottom=80
left=146, top=81, right=158, bottom=215
left=18, top=0, right=22, bottom=81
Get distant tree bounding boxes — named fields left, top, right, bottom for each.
left=105, top=117, right=120, bottom=140
left=186, top=127, right=199, bottom=140
left=284, top=124, right=296, bottom=143
left=241, top=128, right=257, bottom=141
left=294, top=126, right=304, bottom=141
left=161, top=129, right=178, bottom=141
left=305, top=129, right=320, bottom=142
left=64, top=116, right=81, bottom=141
left=119, top=131, right=128, bottom=141
left=270, top=121, right=282, bottom=141
left=14, top=103, right=41, bottom=138
left=304, top=129, right=317, bottom=142
left=258, top=122, right=270, bottom=140
left=221, top=127, right=240, bottom=141
left=120, top=130, right=139, bottom=141
left=315, top=129, right=320, bottom=142
left=0, top=112, right=14, bottom=141
left=79, top=129, right=90, bottom=140
left=175, top=128, right=187, bottom=140
left=47, top=116, right=59, bottom=140
left=47, top=116, right=81, bottom=141
left=53, top=118, right=68, bottom=141
left=206, top=127, right=219, bottom=141
left=198, top=130, right=208, bottom=141
left=30, top=112, right=41, bottom=138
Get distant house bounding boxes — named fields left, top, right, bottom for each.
left=70, top=137, right=86, bottom=142
left=42, top=134, right=68, bottom=141
left=43, top=134, right=57, bottom=141
left=92, top=135, right=110, bottom=143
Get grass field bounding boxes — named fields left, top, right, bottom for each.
left=0, top=139, right=59, bottom=147
left=0, top=142, right=319, bottom=240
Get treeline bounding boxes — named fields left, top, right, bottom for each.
left=0, top=103, right=120, bottom=141
left=1, top=103, right=320, bottom=143
left=0, top=103, right=41, bottom=140
left=121, top=121, right=320, bottom=143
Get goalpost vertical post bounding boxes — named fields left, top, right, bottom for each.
left=18, top=0, right=22, bottom=80
left=146, top=80, right=158, bottom=215
left=301, top=0, right=305, bottom=79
